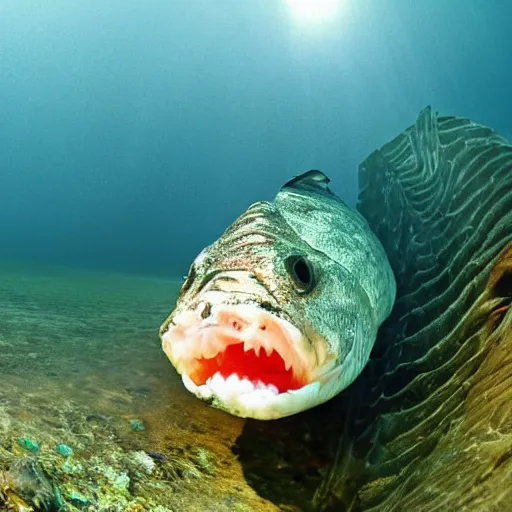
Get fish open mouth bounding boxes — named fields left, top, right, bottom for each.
left=161, top=303, right=341, bottom=419
left=161, top=304, right=318, bottom=403
left=187, top=337, right=306, bottom=395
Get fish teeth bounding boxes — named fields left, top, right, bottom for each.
left=209, top=373, right=241, bottom=400
left=226, top=374, right=240, bottom=387
left=240, top=327, right=274, bottom=358
left=204, top=373, right=281, bottom=397
left=242, top=338, right=255, bottom=352
left=208, top=372, right=225, bottom=395
left=255, top=380, right=266, bottom=390
left=263, top=342, right=273, bottom=357
left=238, top=378, right=255, bottom=394
left=243, top=338, right=261, bottom=357
left=267, top=384, right=279, bottom=395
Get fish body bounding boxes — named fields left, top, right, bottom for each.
left=159, top=170, right=396, bottom=419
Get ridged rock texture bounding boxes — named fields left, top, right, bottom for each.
left=315, top=107, right=512, bottom=511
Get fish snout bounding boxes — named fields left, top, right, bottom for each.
left=162, top=303, right=313, bottom=390
left=160, top=301, right=345, bottom=419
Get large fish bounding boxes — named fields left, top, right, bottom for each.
left=159, top=170, right=396, bottom=420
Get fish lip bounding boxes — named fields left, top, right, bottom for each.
left=180, top=364, right=342, bottom=420
left=161, top=303, right=331, bottom=395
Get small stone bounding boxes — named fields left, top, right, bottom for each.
left=16, top=437, right=40, bottom=453
left=130, top=419, right=146, bottom=431
left=130, top=450, right=155, bottom=474
left=68, top=489, right=89, bottom=505
left=56, top=443, right=73, bottom=457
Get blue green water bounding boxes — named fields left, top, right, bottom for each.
left=1, top=1, right=511, bottom=276
left=1, top=1, right=511, bottom=510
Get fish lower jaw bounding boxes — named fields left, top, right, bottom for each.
left=207, top=371, right=280, bottom=397
left=181, top=371, right=337, bottom=420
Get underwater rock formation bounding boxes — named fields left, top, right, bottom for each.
left=315, top=107, right=512, bottom=511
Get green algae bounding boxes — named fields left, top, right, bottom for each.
left=0, top=384, right=265, bottom=511
left=130, top=419, right=146, bottom=432
left=16, top=438, right=40, bottom=454
left=55, top=444, right=73, bottom=458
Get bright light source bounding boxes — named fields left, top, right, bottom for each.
left=284, top=0, right=342, bottom=24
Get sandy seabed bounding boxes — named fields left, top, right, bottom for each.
left=0, top=263, right=283, bottom=512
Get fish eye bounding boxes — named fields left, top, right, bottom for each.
left=285, top=255, right=315, bottom=293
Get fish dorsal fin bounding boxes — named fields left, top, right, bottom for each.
left=282, top=170, right=333, bottom=195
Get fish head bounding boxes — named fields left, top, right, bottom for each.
left=160, top=171, right=395, bottom=420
